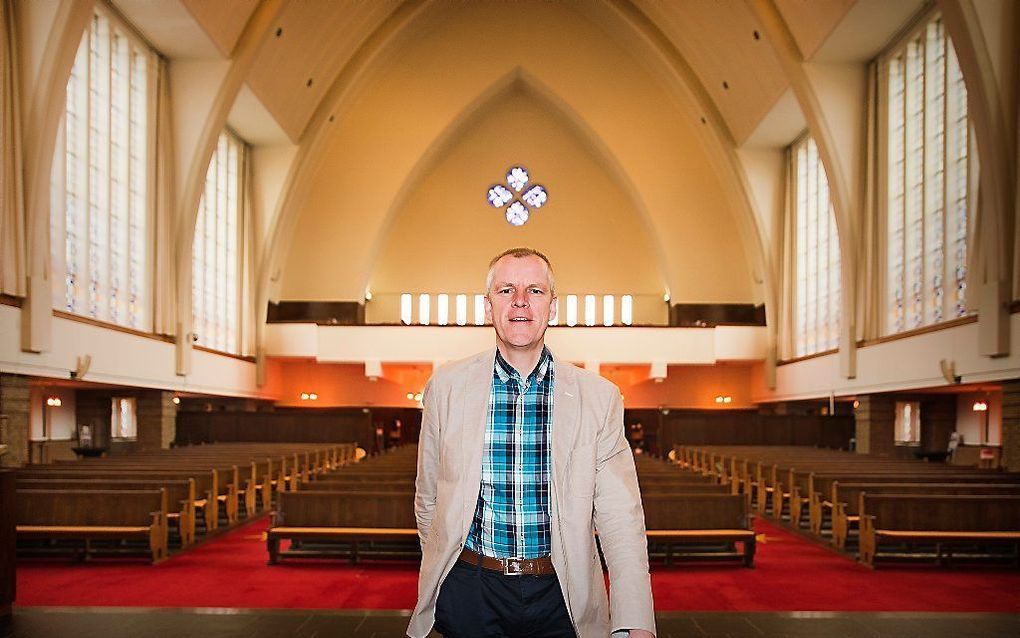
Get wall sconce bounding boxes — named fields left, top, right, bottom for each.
left=45, top=396, right=62, bottom=407
left=663, top=292, right=671, bottom=303
left=973, top=399, right=989, bottom=444
left=714, top=395, right=732, bottom=404
left=852, top=399, right=860, bottom=410
left=300, top=392, right=318, bottom=401
left=414, top=393, right=423, bottom=402
left=171, top=396, right=181, bottom=405
left=406, top=392, right=414, bottom=400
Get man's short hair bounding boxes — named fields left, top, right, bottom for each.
left=485, top=247, right=556, bottom=294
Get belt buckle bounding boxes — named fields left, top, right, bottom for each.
left=502, top=557, right=525, bottom=576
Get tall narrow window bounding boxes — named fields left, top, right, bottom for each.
left=565, top=295, right=578, bottom=327
left=603, top=295, right=615, bottom=326
left=792, top=135, right=841, bottom=356
left=418, top=294, right=430, bottom=325
left=400, top=293, right=412, bottom=325
left=455, top=294, right=467, bottom=326
left=621, top=295, right=633, bottom=326
left=51, top=7, right=154, bottom=330
left=474, top=294, right=485, bottom=325
left=884, top=13, right=972, bottom=335
left=111, top=397, right=137, bottom=439
left=894, top=401, right=921, bottom=445
left=192, top=131, right=245, bottom=354
left=436, top=293, right=449, bottom=326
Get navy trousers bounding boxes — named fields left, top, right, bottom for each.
left=433, top=559, right=576, bottom=638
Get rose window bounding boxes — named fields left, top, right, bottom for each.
left=486, top=165, right=547, bottom=226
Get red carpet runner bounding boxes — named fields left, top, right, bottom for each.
left=15, top=517, right=1020, bottom=612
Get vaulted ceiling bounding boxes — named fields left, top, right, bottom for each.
left=115, top=0, right=922, bottom=310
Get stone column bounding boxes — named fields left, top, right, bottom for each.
left=1001, top=380, right=1020, bottom=472
left=854, top=394, right=896, bottom=456
left=0, top=374, right=30, bottom=467
left=136, top=390, right=176, bottom=452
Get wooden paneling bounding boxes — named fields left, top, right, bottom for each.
left=267, top=301, right=365, bottom=325
left=1, top=470, right=16, bottom=614
left=175, top=409, right=373, bottom=446
left=654, top=410, right=854, bottom=456
left=669, top=303, right=766, bottom=327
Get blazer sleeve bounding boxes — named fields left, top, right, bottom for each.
left=592, top=390, right=657, bottom=636
left=414, top=378, right=440, bottom=546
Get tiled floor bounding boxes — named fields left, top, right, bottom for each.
left=1, top=608, right=1018, bottom=638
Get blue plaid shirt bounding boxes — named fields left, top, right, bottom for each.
left=465, top=347, right=554, bottom=559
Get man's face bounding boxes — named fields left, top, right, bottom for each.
left=485, top=255, right=557, bottom=352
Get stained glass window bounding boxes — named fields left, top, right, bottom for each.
left=51, top=7, right=154, bottom=330
left=792, top=136, right=841, bottom=356
left=485, top=165, right=548, bottom=226
left=884, top=14, right=971, bottom=335
left=192, top=131, right=244, bottom=354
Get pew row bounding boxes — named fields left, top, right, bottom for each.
left=17, top=489, right=169, bottom=563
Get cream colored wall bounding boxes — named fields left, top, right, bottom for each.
left=369, top=90, right=663, bottom=305
left=277, top=0, right=754, bottom=305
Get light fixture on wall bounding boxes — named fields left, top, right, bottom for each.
left=172, top=396, right=181, bottom=405
left=973, top=399, right=989, bottom=444
left=663, top=292, right=671, bottom=303
left=364, top=289, right=373, bottom=301
left=713, top=395, right=732, bottom=404
left=300, top=392, right=318, bottom=401
left=414, top=393, right=423, bottom=402
left=406, top=392, right=414, bottom=400
left=45, top=396, right=62, bottom=407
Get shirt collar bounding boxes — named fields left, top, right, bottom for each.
left=494, top=346, right=553, bottom=386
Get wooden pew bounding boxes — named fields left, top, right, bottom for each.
left=858, top=494, right=1020, bottom=567
left=17, top=489, right=169, bottom=563
left=831, top=482, right=1020, bottom=549
left=641, top=493, right=756, bottom=566
left=267, top=490, right=418, bottom=564
left=17, top=478, right=196, bottom=547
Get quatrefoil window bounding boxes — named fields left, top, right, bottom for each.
left=486, top=165, right=547, bottom=226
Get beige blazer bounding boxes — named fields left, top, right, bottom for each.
left=407, top=350, right=656, bottom=638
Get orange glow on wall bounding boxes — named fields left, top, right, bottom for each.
left=266, top=358, right=434, bottom=407
left=265, top=357, right=756, bottom=409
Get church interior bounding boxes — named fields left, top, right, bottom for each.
left=1, top=0, right=1019, bottom=636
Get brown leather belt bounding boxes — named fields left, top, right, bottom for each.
left=458, top=547, right=556, bottom=576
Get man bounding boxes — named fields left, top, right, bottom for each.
left=407, top=247, right=655, bottom=638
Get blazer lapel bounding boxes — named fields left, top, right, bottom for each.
left=551, top=358, right=580, bottom=489
left=461, top=350, right=495, bottom=525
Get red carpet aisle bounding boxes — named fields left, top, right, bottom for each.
left=16, top=517, right=1020, bottom=612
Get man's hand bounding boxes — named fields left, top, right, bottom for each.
left=628, top=631, right=655, bottom=638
